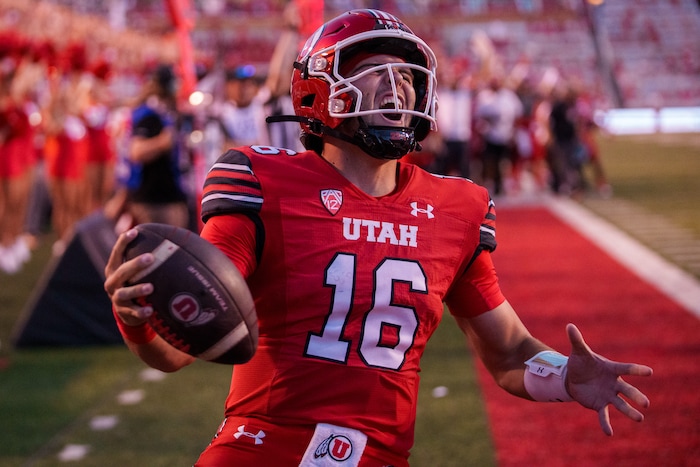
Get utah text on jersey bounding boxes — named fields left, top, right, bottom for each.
left=342, top=217, right=418, bottom=248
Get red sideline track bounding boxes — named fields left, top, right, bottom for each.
left=478, top=201, right=700, bottom=467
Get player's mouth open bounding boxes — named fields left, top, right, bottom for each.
left=380, top=98, right=403, bottom=121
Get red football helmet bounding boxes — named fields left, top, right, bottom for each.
left=290, top=9, right=438, bottom=159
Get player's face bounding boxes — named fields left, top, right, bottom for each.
left=346, top=54, right=417, bottom=127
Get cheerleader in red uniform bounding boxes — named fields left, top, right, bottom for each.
left=0, top=34, right=35, bottom=273
left=43, top=43, right=90, bottom=253
left=83, top=60, right=116, bottom=213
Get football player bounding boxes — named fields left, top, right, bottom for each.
left=105, top=9, right=652, bottom=466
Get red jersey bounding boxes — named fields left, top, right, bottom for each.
left=200, top=146, right=504, bottom=459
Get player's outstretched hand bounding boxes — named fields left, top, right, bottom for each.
left=104, top=228, right=155, bottom=327
left=565, top=323, right=653, bottom=436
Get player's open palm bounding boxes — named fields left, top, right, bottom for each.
left=565, top=323, right=653, bottom=436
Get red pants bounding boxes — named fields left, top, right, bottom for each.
left=194, top=417, right=408, bottom=467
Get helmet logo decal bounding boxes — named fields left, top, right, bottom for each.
left=365, top=9, right=410, bottom=32
left=299, top=24, right=325, bottom=62
left=320, top=189, right=343, bottom=216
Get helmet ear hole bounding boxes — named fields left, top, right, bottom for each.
left=301, top=94, right=315, bottom=108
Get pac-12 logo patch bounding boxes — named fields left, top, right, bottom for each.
left=321, top=189, right=343, bottom=216
left=314, top=434, right=353, bottom=461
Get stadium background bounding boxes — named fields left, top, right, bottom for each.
left=3, top=0, right=699, bottom=106
left=1, top=0, right=699, bottom=466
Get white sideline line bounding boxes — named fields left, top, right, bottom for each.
left=546, top=197, right=700, bottom=319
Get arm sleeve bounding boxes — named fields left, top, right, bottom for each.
left=200, top=213, right=258, bottom=279
left=444, top=250, right=506, bottom=319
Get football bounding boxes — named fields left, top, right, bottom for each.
left=123, top=223, right=258, bottom=364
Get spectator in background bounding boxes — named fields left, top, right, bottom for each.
left=42, top=42, right=91, bottom=255
left=218, top=65, right=271, bottom=149
left=547, top=81, right=611, bottom=198
left=200, top=64, right=272, bottom=173
left=527, top=81, right=555, bottom=193
left=508, top=76, right=552, bottom=196
left=547, top=82, right=583, bottom=196
left=574, top=88, right=612, bottom=197
left=0, top=35, right=35, bottom=273
left=432, top=63, right=473, bottom=178
left=19, top=39, right=56, bottom=256
left=105, top=64, right=189, bottom=229
left=83, top=59, right=117, bottom=213
left=263, top=1, right=306, bottom=153
left=213, top=58, right=305, bottom=154
left=474, top=72, right=523, bottom=195
left=202, top=0, right=304, bottom=160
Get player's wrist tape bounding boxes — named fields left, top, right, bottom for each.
left=523, top=350, right=574, bottom=402
left=112, top=306, right=157, bottom=345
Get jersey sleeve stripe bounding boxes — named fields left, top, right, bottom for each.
left=213, top=149, right=254, bottom=167
left=208, top=162, right=254, bottom=174
left=204, top=177, right=261, bottom=194
left=479, top=197, right=497, bottom=252
left=205, top=176, right=260, bottom=189
left=201, top=148, right=264, bottom=222
left=202, top=192, right=263, bottom=206
left=205, top=170, right=258, bottom=185
left=479, top=225, right=497, bottom=251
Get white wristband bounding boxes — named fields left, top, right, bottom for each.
left=523, top=351, right=574, bottom=402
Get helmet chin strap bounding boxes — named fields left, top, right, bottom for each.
left=266, top=115, right=420, bottom=160
left=351, top=117, right=419, bottom=160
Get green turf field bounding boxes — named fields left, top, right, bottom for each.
left=585, top=133, right=700, bottom=236
left=0, top=132, right=697, bottom=466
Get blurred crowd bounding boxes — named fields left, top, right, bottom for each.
left=0, top=33, right=118, bottom=274
left=409, top=56, right=611, bottom=200
left=0, top=0, right=308, bottom=275
left=0, top=0, right=180, bottom=275
left=0, top=3, right=613, bottom=276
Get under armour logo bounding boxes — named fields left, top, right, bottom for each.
left=233, top=424, right=266, bottom=445
left=410, top=202, right=434, bottom=219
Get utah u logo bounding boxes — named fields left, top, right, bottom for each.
left=314, top=434, right=353, bottom=461
left=170, top=292, right=216, bottom=326
left=321, top=189, right=343, bottom=216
